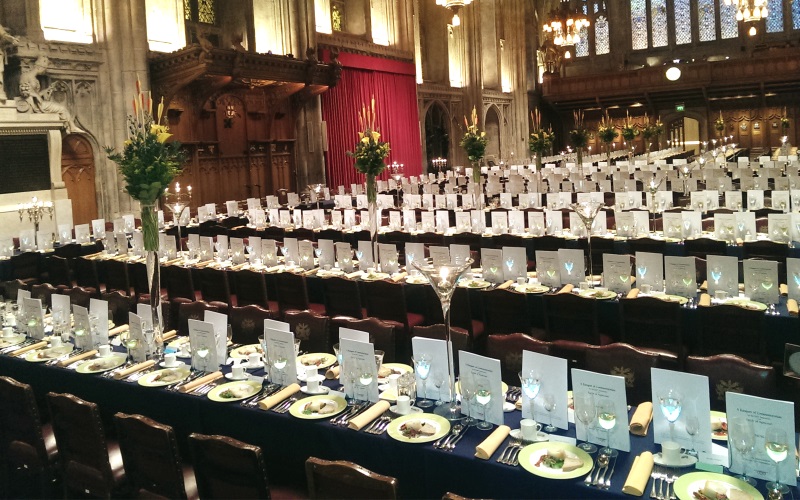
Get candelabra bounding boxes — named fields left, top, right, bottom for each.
left=18, top=196, right=53, bottom=247
left=389, top=162, right=404, bottom=207
left=163, top=183, right=192, bottom=258
left=308, top=183, right=325, bottom=211
left=432, top=157, right=447, bottom=172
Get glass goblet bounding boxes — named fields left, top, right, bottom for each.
left=412, top=354, right=433, bottom=408
left=765, top=426, right=790, bottom=494
left=597, top=399, right=617, bottom=456
left=542, top=393, right=557, bottom=433
left=474, top=382, right=493, bottom=431
left=574, top=393, right=598, bottom=453
left=729, top=416, right=756, bottom=486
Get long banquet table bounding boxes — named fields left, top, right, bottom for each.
left=1, top=348, right=796, bottom=499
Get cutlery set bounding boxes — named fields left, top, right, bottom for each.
left=167, top=371, right=206, bottom=392
left=271, top=396, right=297, bottom=413
left=240, top=384, right=282, bottom=408
left=1, top=338, right=35, bottom=354
left=364, top=415, right=391, bottom=435
left=497, top=437, right=523, bottom=465
left=585, top=452, right=615, bottom=489
left=649, top=466, right=677, bottom=500
left=332, top=401, right=372, bottom=426
left=189, top=381, right=219, bottom=396
left=46, top=348, right=85, bottom=365
left=101, top=362, right=133, bottom=379
left=433, top=423, right=468, bottom=451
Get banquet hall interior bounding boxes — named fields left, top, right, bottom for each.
left=2, top=0, right=800, bottom=499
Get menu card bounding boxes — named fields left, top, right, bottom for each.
left=459, top=351, right=504, bottom=426
left=317, top=239, right=335, bottom=268
left=18, top=230, right=35, bottom=252
left=664, top=256, right=696, bottom=297
left=634, top=252, right=663, bottom=291
left=339, top=338, right=379, bottom=402
left=388, top=211, right=401, bottom=230
left=436, top=210, right=450, bottom=232
left=283, top=237, right=299, bottom=264
left=528, top=212, right=545, bottom=236
left=404, top=242, right=424, bottom=270
left=662, top=212, right=684, bottom=239
left=420, top=212, right=435, bottom=232
left=75, top=224, right=90, bottom=244
left=650, top=368, right=712, bottom=462
left=572, top=369, right=631, bottom=452
left=558, top=249, right=585, bottom=285
left=726, top=393, right=797, bottom=486
left=536, top=251, right=561, bottom=287
left=787, top=258, right=800, bottom=301
left=508, top=211, right=525, bottom=233
left=545, top=210, right=563, bottom=234
left=263, top=327, right=298, bottom=385
left=334, top=242, right=354, bottom=272
left=378, top=245, right=399, bottom=274
left=682, top=212, right=702, bottom=238
left=772, top=191, right=791, bottom=212
left=707, top=255, right=739, bottom=297
left=768, top=214, right=792, bottom=243
left=470, top=210, right=486, bottom=233
left=72, top=305, right=91, bottom=349
left=411, top=337, right=452, bottom=402
left=429, top=246, right=450, bottom=266
left=725, top=191, right=742, bottom=210
left=188, top=319, right=223, bottom=371
left=22, top=297, right=45, bottom=340
left=38, top=232, right=54, bottom=251
left=603, top=254, right=633, bottom=293
left=746, top=190, right=764, bottom=210
left=298, top=240, right=315, bottom=270
left=615, top=212, right=636, bottom=238
left=491, top=212, right=509, bottom=233
left=480, top=248, right=504, bottom=284
left=343, top=210, right=355, bottom=229
left=450, top=244, right=471, bottom=266
left=262, top=239, right=278, bottom=265
left=743, top=259, right=779, bottom=304
left=232, top=238, right=247, bottom=264
left=447, top=194, right=459, bottom=209
left=522, top=351, right=568, bottom=429
left=89, top=298, right=110, bottom=345
left=357, top=240, right=374, bottom=268
left=199, top=237, right=213, bottom=260
left=501, top=247, right=527, bottom=280
left=127, top=313, right=148, bottom=363
left=454, top=212, right=470, bottom=232
left=136, top=303, right=153, bottom=330
left=92, top=219, right=106, bottom=240
left=330, top=210, right=343, bottom=228
left=714, top=213, right=736, bottom=241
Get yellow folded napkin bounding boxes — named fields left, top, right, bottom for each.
left=496, top=280, right=514, bottom=290
left=629, top=402, right=653, bottom=436
left=735, top=237, right=743, bottom=246
left=113, top=360, right=156, bottom=380
left=698, top=293, right=711, bottom=307
left=108, top=325, right=129, bottom=337
left=627, top=288, right=640, bottom=299
left=258, top=383, right=301, bottom=410
left=349, top=400, right=391, bottom=430
left=475, top=425, right=511, bottom=460
left=194, top=260, right=213, bottom=269
left=11, top=340, right=47, bottom=357
left=231, top=262, right=249, bottom=271
left=345, top=271, right=362, bottom=279
left=391, top=272, right=407, bottom=283
left=58, top=349, right=98, bottom=367
left=303, top=268, right=318, bottom=276
left=178, top=371, right=222, bottom=393
left=622, top=451, right=654, bottom=496
left=700, top=280, right=708, bottom=291
left=160, top=330, right=177, bottom=343
left=780, top=284, right=788, bottom=296
left=325, top=366, right=340, bottom=380
left=163, top=258, right=183, bottom=266
left=788, top=299, right=799, bottom=316
left=558, top=284, right=574, bottom=294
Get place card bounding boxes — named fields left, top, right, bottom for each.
left=378, top=244, right=399, bottom=274
left=491, top=212, right=509, bottom=233
left=557, top=248, right=585, bottom=285
left=199, top=237, right=213, bottom=261
left=772, top=191, right=791, bottom=212
left=707, top=255, right=739, bottom=297
left=18, top=230, right=35, bottom=252
left=297, top=240, right=315, bottom=269
left=572, top=369, right=631, bottom=452
left=735, top=212, right=757, bottom=240
left=664, top=256, right=696, bottom=297
left=459, top=351, right=504, bottom=426
left=89, top=298, right=109, bottom=344
left=615, top=212, right=636, bottom=238
left=135, top=303, right=153, bottom=331
left=357, top=240, right=374, bottom=268
left=501, top=246, right=527, bottom=281
left=545, top=210, right=563, bottom=234
left=22, top=297, right=45, bottom=340
left=411, top=337, right=452, bottom=402
left=188, top=319, right=222, bottom=371
left=340, top=338, right=379, bottom=402
left=634, top=252, right=663, bottom=291
left=263, top=327, right=298, bottom=386
left=521, top=351, right=568, bottom=429
left=650, top=368, right=713, bottom=460
left=72, top=305, right=92, bottom=349
left=197, top=206, right=209, bottom=222
left=603, top=254, right=633, bottom=293
left=743, top=259, right=779, bottom=304
left=92, top=219, right=106, bottom=240
left=714, top=213, right=736, bottom=241
left=726, top=393, right=797, bottom=486
left=506, top=211, right=524, bottom=234
left=787, top=258, right=800, bottom=301
left=282, top=237, right=298, bottom=264
left=226, top=200, right=238, bottom=217
left=746, top=190, right=765, bottom=210
left=480, top=248, right=504, bottom=284
left=447, top=244, right=470, bottom=267
left=447, top=194, right=459, bottom=209
left=470, top=210, right=485, bottom=233
left=536, top=251, right=561, bottom=287
left=422, top=194, right=434, bottom=210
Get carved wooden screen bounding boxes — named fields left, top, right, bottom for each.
left=61, top=134, right=97, bottom=225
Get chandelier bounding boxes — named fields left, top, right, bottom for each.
left=724, top=0, right=768, bottom=35
left=435, top=0, right=473, bottom=27
left=543, top=0, right=590, bottom=47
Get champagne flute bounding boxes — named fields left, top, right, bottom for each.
left=412, top=354, right=433, bottom=408
left=574, top=392, right=598, bottom=453
left=729, top=416, right=756, bottom=486
left=195, top=344, right=210, bottom=372
left=597, top=399, right=617, bottom=455
left=765, top=426, right=790, bottom=494
left=542, top=393, right=557, bottom=432
left=658, top=389, right=682, bottom=441
left=475, top=382, right=493, bottom=431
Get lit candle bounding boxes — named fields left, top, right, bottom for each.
left=175, top=182, right=180, bottom=193
left=187, top=185, right=192, bottom=193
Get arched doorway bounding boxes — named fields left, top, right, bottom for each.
left=669, top=117, right=700, bottom=155
left=424, top=103, right=450, bottom=173
left=484, top=106, right=501, bottom=164
left=61, top=134, right=97, bottom=226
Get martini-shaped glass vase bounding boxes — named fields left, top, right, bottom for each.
left=570, top=201, right=604, bottom=287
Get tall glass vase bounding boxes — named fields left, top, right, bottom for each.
left=366, top=173, right=378, bottom=264
left=570, top=201, right=604, bottom=287
left=576, top=148, right=584, bottom=178
left=141, top=202, right=164, bottom=359
left=472, top=161, right=483, bottom=210
left=412, top=258, right=474, bottom=421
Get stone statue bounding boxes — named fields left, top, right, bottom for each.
left=0, top=24, right=20, bottom=101
left=16, top=55, right=84, bottom=133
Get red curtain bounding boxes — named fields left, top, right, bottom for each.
left=321, top=51, right=422, bottom=189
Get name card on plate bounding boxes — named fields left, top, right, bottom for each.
left=188, top=319, right=223, bottom=371
left=664, top=256, right=696, bottom=297
left=651, top=368, right=712, bottom=463
left=726, top=393, right=797, bottom=486
left=635, top=252, right=663, bottom=291
left=459, top=351, right=504, bottom=426
left=340, top=338, right=379, bottom=402
left=89, top=298, right=109, bottom=345
left=22, top=297, right=44, bottom=340
left=707, top=255, right=738, bottom=297
left=521, top=351, right=568, bottom=429
left=558, top=248, right=585, bottom=285
left=572, top=369, right=631, bottom=452
left=743, top=259, right=779, bottom=305
left=263, top=327, right=297, bottom=386
left=603, top=254, right=633, bottom=293
left=411, top=337, right=452, bottom=402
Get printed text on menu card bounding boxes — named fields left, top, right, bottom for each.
left=571, top=369, right=631, bottom=452
left=459, top=351, right=504, bottom=426
left=187, top=319, right=220, bottom=371
left=411, top=337, right=452, bottom=403
left=522, top=351, right=568, bottom=430
left=339, top=338, right=379, bottom=403
left=263, top=327, right=298, bottom=385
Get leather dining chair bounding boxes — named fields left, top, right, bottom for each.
left=0, top=376, right=59, bottom=498
left=31, top=282, right=57, bottom=309
left=63, top=285, right=94, bottom=309
left=274, top=272, right=325, bottom=318
left=619, top=296, right=684, bottom=368
left=684, top=354, right=776, bottom=412
left=188, top=433, right=271, bottom=499
left=424, top=286, right=484, bottom=347
left=683, top=237, right=726, bottom=259
left=176, top=299, right=225, bottom=337
left=165, top=265, right=197, bottom=302
left=229, top=304, right=274, bottom=345
left=486, top=333, right=551, bottom=386
left=47, top=392, right=126, bottom=498
left=333, top=316, right=398, bottom=363
left=697, top=304, right=767, bottom=364
left=363, top=279, right=425, bottom=358
left=321, top=276, right=365, bottom=319
left=305, top=456, right=398, bottom=500
left=234, top=269, right=273, bottom=311
left=46, top=255, right=73, bottom=288
left=102, top=290, right=136, bottom=325
left=481, top=288, right=533, bottom=337
left=114, top=412, right=196, bottom=499
left=198, top=267, right=232, bottom=308
left=74, top=256, right=103, bottom=297
left=104, top=259, right=133, bottom=296
left=10, top=251, right=40, bottom=286
left=584, top=343, right=672, bottom=405
left=542, top=292, right=605, bottom=345
left=284, top=309, right=331, bottom=354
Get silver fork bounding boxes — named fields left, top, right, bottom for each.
left=366, top=416, right=390, bottom=434
left=603, top=454, right=617, bottom=489
left=666, top=473, right=677, bottom=500
left=375, top=416, right=392, bottom=434
left=498, top=438, right=521, bottom=464
left=649, top=467, right=660, bottom=499
left=584, top=455, right=598, bottom=485
left=273, top=397, right=297, bottom=413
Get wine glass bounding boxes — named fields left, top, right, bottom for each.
left=597, top=399, right=617, bottom=455
left=358, top=362, right=374, bottom=402
left=433, top=371, right=446, bottom=406
left=658, top=389, right=682, bottom=441
left=474, top=381, right=493, bottom=431
left=519, top=371, right=541, bottom=422
left=542, top=393, right=557, bottom=432
left=412, top=354, right=433, bottom=408
left=505, top=257, right=515, bottom=275
left=272, top=351, right=288, bottom=386
left=355, top=249, right=364, bottom=269
left=574, top=392, right=598, bottom=453
left=682, top=274, right=695, bottom=295
left=765, top=426, right=790, bottom=494
left=637, top=264, right=647, bottom=282
left=459, top=375, right=476, bottom=426
left=685, top=415, right=699, bottom=458
left=729, top=416, right=756, bottom=486
left=194, top=344, right=211, bottom=372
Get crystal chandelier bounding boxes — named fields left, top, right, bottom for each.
left=435, top=0, right=473, bottom=27
left=724, top=0, right=768, bottom=35
left=543, top=0, right=590, bottom=47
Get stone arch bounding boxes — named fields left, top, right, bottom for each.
left=422, top=100, right=451, bottom=173
left=61, top=133, right=98, bottom=225
left=484, top=104, right=502, bottom=163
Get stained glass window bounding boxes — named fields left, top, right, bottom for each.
left=631, top=0, right=648, bottom=49
left=332, top=1, right=344, bottom=31
left=675, top=0, right=692, bottom=43
left=197, top=0, right=215, bottom=24
left=697, top=0, right=717, bottom=41
left=595, top=15, right=609, bottom=54
left=651, top=0, right=668, bottom=47
left=793, top=0, right=800, bottom=29
left=766, top=0, right=784, bottom=32
left=576, top=26, right=589, bottom=57
left=719, top=2, right=738, bottom=38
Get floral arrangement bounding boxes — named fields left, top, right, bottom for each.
left=641, top=114, right=663, bottom=140
left=621, top=112, right=638, bottom=142
left=528, top=109, right=554, bottom=158
left=460, top=106, right=488, bottom=182
left=569, top=110, right=590, bottom=149
left=347, top=98, right=390, bottom=205
left=597, top=112, right=618, bottom=145
left=781, top=108, right=790, bottom=130
left=105, top=77, right=184, bottom=251
left=714, top=111, right=725, bottom=133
